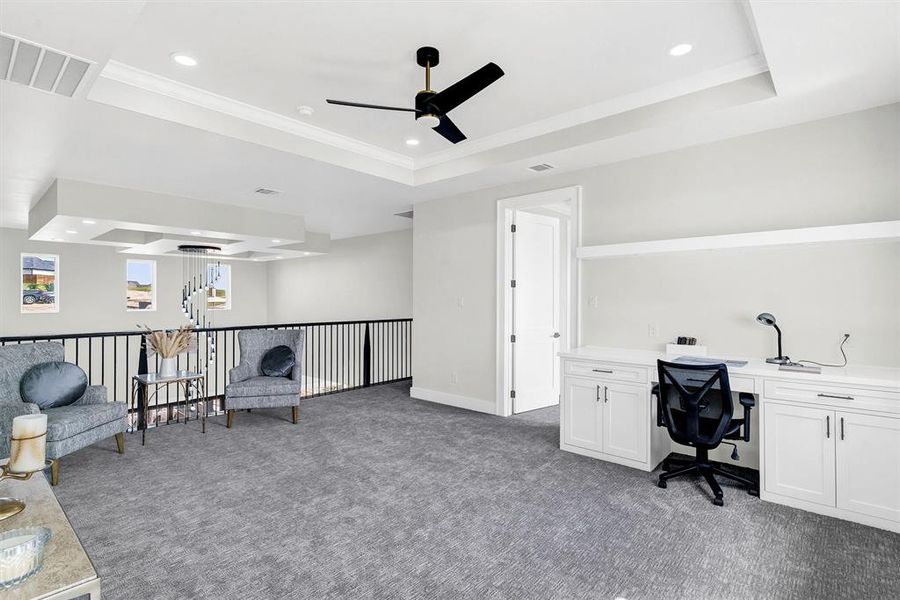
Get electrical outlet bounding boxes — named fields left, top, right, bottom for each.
left=450, top=372, right=458, bottom=384
left=589, top=296, right=599, bottom=308
left=457, top=296, right=465, bottom=308
left=648, top=324, right=659, bottom=338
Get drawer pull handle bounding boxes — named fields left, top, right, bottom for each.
left=604, top=386, right=609, bottom=403
left=596, top=385, right=601, bottom=403
left=826, top=415, right=830, bottom=439
left=817, top=393, right=854, bottom=401
left=840, top=417, right=845, bottom=441
left=592, top=369, right=614, bottom=374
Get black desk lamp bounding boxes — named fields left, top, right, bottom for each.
left=757, top=312, right=791, bottom=365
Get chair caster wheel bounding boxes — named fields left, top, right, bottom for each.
left=748, top=489, right=760, bottom=497
left=657, top=480, right=667, bottom=489
left=713, top=497, right=724, bottom=506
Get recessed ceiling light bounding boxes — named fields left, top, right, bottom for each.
left=65, top=229, right=77, bottom=234
left=271, top=239, right=281, bottom=244
left=81, top=219, right=96, bottom=225
left=190, top=231, right=202, bottom=235
left=296, top=105, right=314, bottom=116
left=669, top=43, right=693, bottom=57
left=171, top=53, right=198, bottom=67
left=405, top=138, right=420, bottom=146
left=275, top=256, right=283, bottom=259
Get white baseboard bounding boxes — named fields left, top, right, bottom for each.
left=409, top=386, right=496, bottom=415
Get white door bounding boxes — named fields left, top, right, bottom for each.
left=602, top=382, right=649, bottom=462
left=836, top=412, right=900, bottom=522
left=512, top=210, right=561, bottom=413
left=562, top=377, right=602, bottom=451
left=763, top=403, right=836, bottom=507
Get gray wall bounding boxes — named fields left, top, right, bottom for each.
left=266, top=229, right=412, bottom=323
left=412, top=103, right=900, bottom=409
left=0, top=228, right=269, bottom=336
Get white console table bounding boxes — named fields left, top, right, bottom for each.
left=559, top=346, right=900, bottom=533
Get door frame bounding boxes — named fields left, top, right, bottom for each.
left=496, top=185, right=582, bottom=417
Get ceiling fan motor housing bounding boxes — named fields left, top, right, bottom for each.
left=415, top=90, right=441, bottom=126
left=416, top=46, right=440, bottom=68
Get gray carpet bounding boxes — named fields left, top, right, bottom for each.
left=54, top=382, right=899, bottom=600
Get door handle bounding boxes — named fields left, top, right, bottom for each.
left=826, top=415, right=830, bottom=439
left=840, top=417, right=844, bottom=440
left=596, top=385, right=601, bottom=402
left=552, top=332, right=561, bottom=338
left=603, top=386, right=609, bottom=403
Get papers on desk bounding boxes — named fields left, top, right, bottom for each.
left=675, top=355, right=749, bottom=368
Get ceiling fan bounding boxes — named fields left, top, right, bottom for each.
left=326, top=46, right=504, bottom=144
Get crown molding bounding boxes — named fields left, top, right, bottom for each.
left=99, top=60, right=414, bottom=170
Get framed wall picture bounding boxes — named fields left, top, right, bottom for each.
left=21, top=253, right=59, bottom=314
left=126, top=259, right=157, bottom=311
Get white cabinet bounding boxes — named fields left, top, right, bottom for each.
left=763, top=403, right=836, bottom=506
left=562, top=377, right=602, bottom=452
left=763, top=401, right=900, bottom=531
left=602, top=382, right=648, bottom=462
left=836, top=412, right=900, bottom=522
left=560, top=364, right=659, bottom=470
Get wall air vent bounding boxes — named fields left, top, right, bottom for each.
left=0, top=33, right=92, bottom=97
left=254, top=187, right=281, bottom=195
left=527, top=163, right=555, bottom=172
left=394, top=210, right=414, bottom=219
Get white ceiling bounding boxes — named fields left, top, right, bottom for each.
left=0, top=0, right=898, bottom=240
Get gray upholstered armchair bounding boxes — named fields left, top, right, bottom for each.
left=0, top=342, right=128, bottom=485
left=224, top=329, right=305, bottom=427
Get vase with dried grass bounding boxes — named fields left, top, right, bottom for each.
left=139, top=325, right=196, bottom=378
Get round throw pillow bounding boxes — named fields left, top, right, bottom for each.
left=20, top=361, right=88, bottom=409
left=261, top=345, right=295, bottom=378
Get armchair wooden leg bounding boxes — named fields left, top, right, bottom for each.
left=226, top=410, right=235, bottom=429
left=115, top=432, right=125, bottom=454
left=291, top=406, right=299, bottom=424
left=50, top=459, right=59, bottom=486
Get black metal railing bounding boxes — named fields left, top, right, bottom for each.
left=0, top=319, right=412, bottom=432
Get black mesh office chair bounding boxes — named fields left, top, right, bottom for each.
left=653, top=360, right=758, bottom=506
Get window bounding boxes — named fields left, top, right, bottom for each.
left=207, top=263, right=231, bottom=310
left=21, top=253, right=59, bottom=314
left=126, top=259, right=156, bottom=311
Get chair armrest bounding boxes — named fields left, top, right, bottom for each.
left=0, top=402, right=41, bottom=458
left=229, top=363, right=253, bottom=384
left=738, top=392, right=755, bottom=441
left=651, top=384, right=664, bottom=428
left=74, top=385, right=108, bottom=405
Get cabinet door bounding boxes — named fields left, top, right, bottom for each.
left=562, top=377, right=602, bottom=452
left=601, top=382, right=648, bottom=462
left=763, top=403, right=836, bottom=506
left=836, top=412, right=900, bottom=522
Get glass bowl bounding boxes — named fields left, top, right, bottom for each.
left=0, top=527, right=52, bottom=589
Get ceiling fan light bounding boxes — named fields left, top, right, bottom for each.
left=417, top=114, right=441, bottom=128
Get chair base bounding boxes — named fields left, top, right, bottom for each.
left=226, top=406, right=299, bottom=428
left=657, top=450, right=758, bottom=506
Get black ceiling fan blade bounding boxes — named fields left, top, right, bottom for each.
left=433, top=115, right=467, bottom=144
left=428, top=62, right=504, bottom=114
left=326, top=99, right=421, bottom=113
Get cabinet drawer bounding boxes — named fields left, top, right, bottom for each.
left=764, top=379, right=900, bottom=415
left=564, top=360, right=648, bottom=384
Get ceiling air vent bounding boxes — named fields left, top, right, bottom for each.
left=254, top=187, right=281, bottom=195
left=527, top=163, right=555, bottom=172
left=0, top=33, right=92, bottom=97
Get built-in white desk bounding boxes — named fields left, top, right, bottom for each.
left=559, top=346, right=900, bottom=532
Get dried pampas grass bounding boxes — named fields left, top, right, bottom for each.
left=139, top=324, right=195, bottom=358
